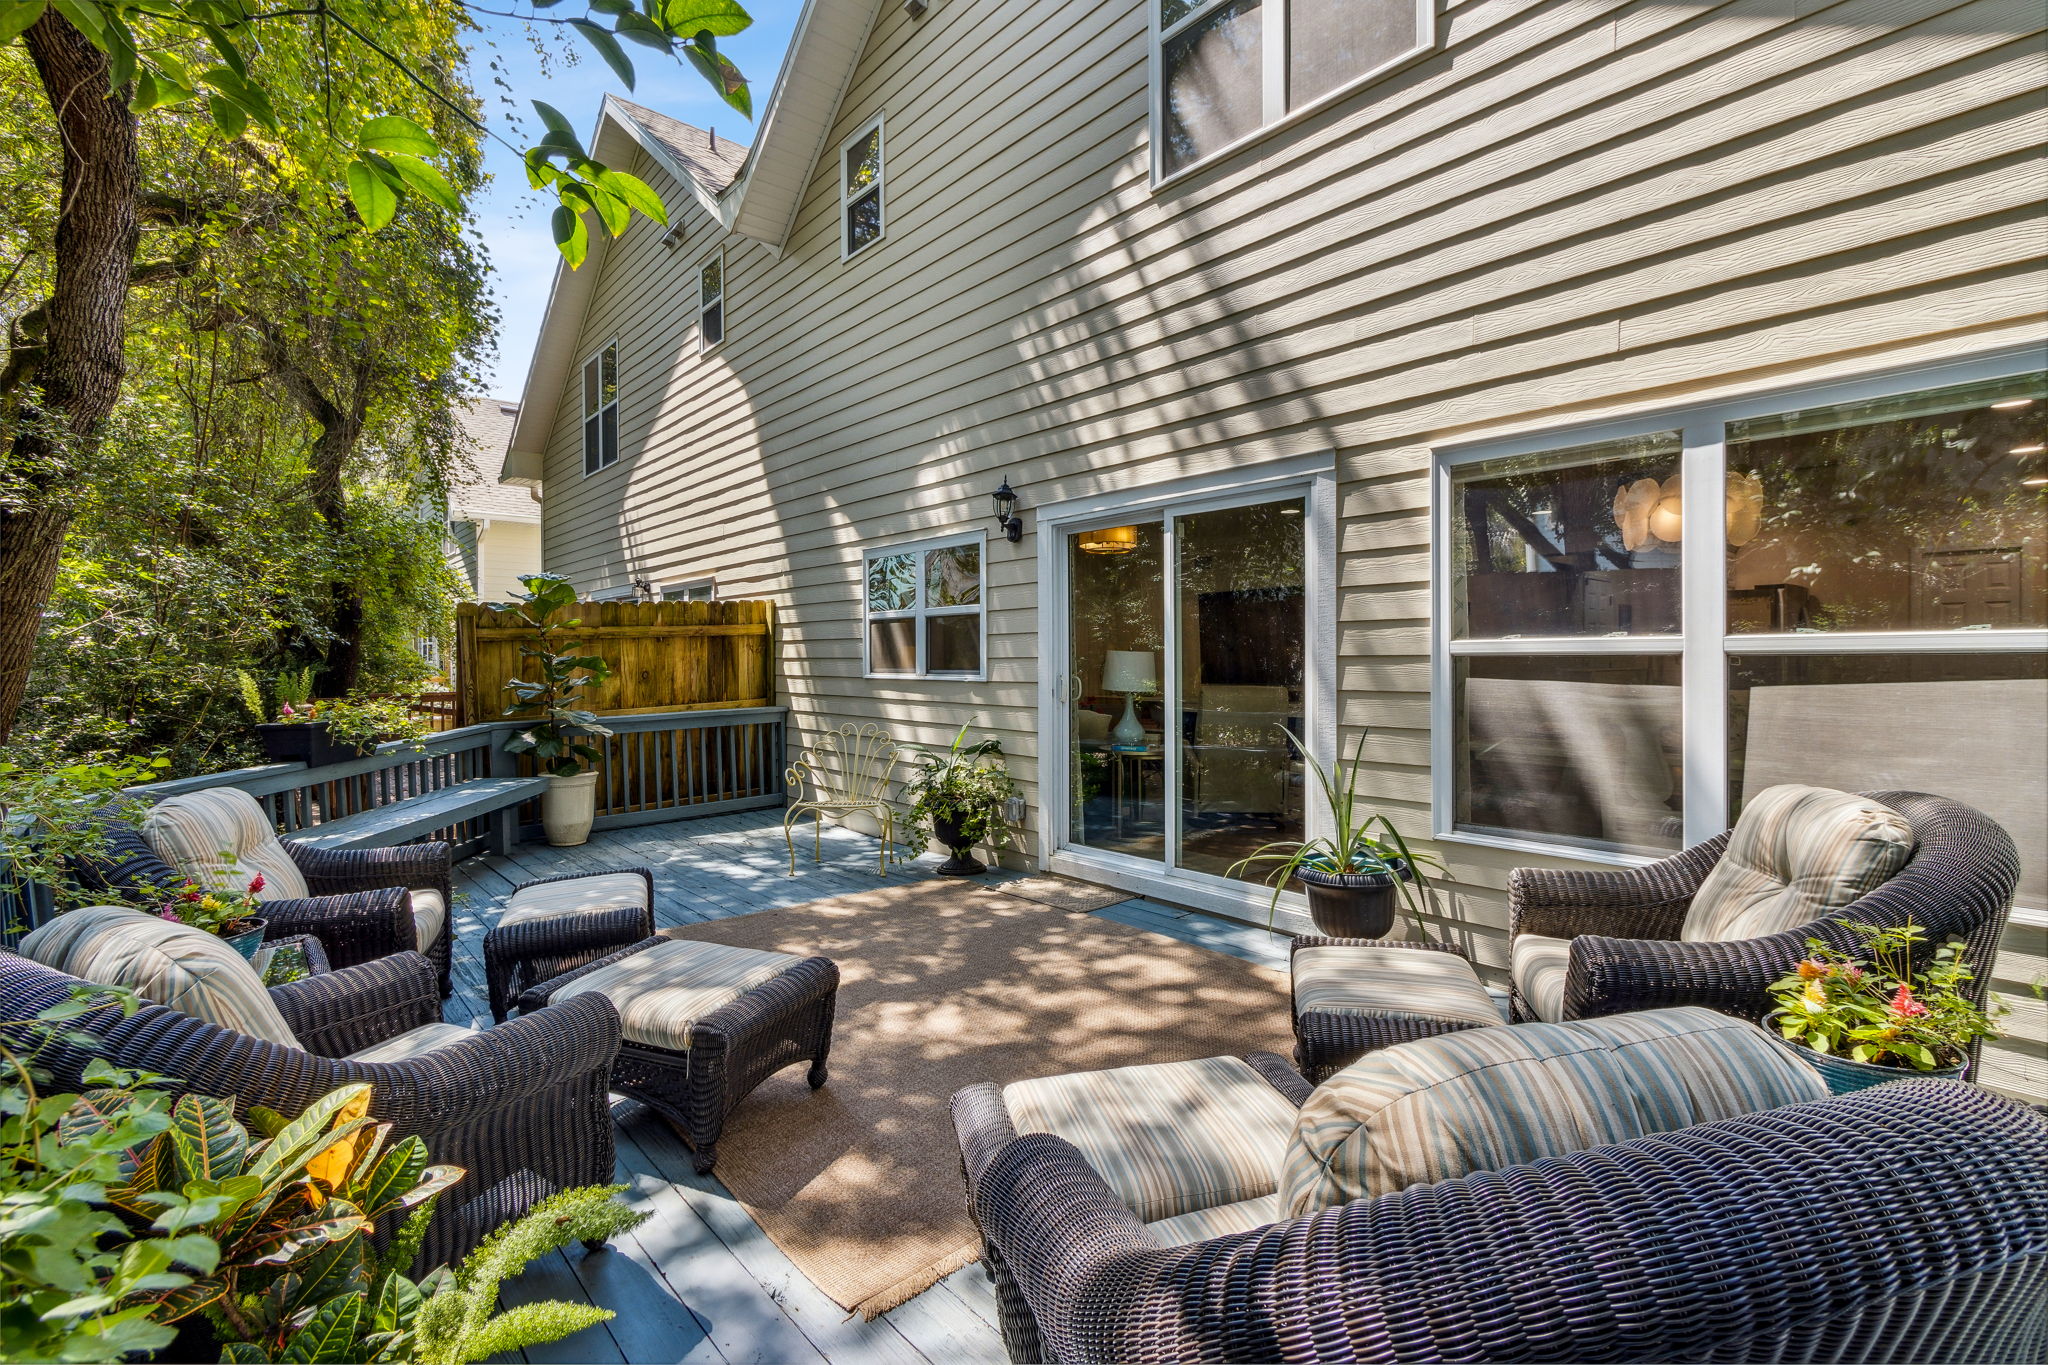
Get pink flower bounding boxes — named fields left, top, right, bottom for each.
left=179, top=886, right=202, bottom=902
left=1890, top=983, right=1929, bottom=1019
left=281, top=703, right=296, bottom=717
left=158, top=908, right=180, bottom=921
left=247, top=873, right=265, bottom=894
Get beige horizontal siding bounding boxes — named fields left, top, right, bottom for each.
left=531, top=0, right=2048, bottom=1097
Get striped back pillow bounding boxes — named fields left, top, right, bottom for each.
left=142, top=788, right=311, bottom=902
left=1680, top=785, right=1913, bottom=943
left=1278, top=1007, right=1825, bottom=1218
left=21, top=904, right=301, bottom=1047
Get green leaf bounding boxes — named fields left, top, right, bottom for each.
left=551, top=203, right=589, bottom=268
left=383, top=154, right=462, bottom=213
left=222, top=1344, right=273, bottom=1364
left=0, top=2, right=47, bottom=46
left=167, top=1093, right=247, bottom=1186
left=583, top=182, right=629, bottom=238
left=659, top=0, right=752, bottom=37
left=683, top=36, right=751, bottom=117
left=280, top=1290, right=364, bottom=1364
left=359, top=114, right=438, bottom=157
left=49, top=0, right=102, bottom=44
left=208, top=93, right=247, bottom=137
left=199, top=20, right=245, bottom=77
left=532, top=99, right=579, bottom=142
left=594, top=168, right=668, bottom=226
left=613, top=11, right=672, bottom=51
left=347, top=159, right=397, bottom=231
left=355, top=1135, right=428, bottom=1220
left=570, top=18, right=637, bottom=89
left=466, top=1301, right=616, bottom=1360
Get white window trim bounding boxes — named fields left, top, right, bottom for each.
left=697, top=249, right=724, bottom=354
left=662, top=577, right=717, bottom=602
left=580, top=337, right=621, bottom=478
left=1149, top=0, right=1436, bottom=187
left=1428, top=343, right=2048, bottom=863
left=862, top=530, right=985, bottom=680
left=586, top=584, right=640, bottom=603
left=838, top=113, right=885, bottom=261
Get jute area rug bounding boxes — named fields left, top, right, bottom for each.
left=663, top=876, right=1296, bottom=1318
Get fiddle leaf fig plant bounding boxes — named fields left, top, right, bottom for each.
left=493, top=575, right=615, bottom=778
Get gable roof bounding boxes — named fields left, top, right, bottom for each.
left=451, top=398, right=540, bottom=521
left=500, top=0, right=884, bottom=486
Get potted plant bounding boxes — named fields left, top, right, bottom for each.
left=155, top=872, right=270, bottom=959
left=1229, top=729, right=1443, bottom=938
left=1766, top=919, right=2002, bottom=1093
left=240, top=667, right=335, bottom=764
left=900, top=724, right=1019, bottom=876
left=494, top=573, right=616, bottom=846
left=321, top=692, right=432, bottom=756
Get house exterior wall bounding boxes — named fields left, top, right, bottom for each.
left=477, top=520, right=544, bottom=601
left=529, top=0, right=2047, bottom=1095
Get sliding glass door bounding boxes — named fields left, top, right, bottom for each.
left=1061, top=493, right=1308, bottom=889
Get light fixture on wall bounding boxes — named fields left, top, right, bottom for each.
left=1101, top=650, right=1158, bottom=747
left=990, top=477, right=1023, bottom=543
left=1613, top=471, right=1765, bottom=550
left=1078, top=525, right=1139, bottom=555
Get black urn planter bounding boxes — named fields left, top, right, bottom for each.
left=255, top=720, right=358, bottom=768
left=1295, top=859, right=1411, bottom=938
left=929, top=813, right=988, bottom=877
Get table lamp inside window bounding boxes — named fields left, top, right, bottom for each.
left=1101, top=650, right=1159, bottom=747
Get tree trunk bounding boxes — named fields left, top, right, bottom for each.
left=0, top=15, right=139, bottom=746
left=301, top=385, right=369, bottom=700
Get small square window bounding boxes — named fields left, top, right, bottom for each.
left=864, top=536, right=984, bottom=677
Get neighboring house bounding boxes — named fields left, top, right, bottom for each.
left=503, top=1, right=2047, bottom=1093
left=448, top=397, right=542, bottom=601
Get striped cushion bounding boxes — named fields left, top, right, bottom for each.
left=21, top=905, right=299, bottom=1047
left=1511, top=934, right=1572, bottom=1023
left=553, top=938, right=800, bottom=1052
left=501, top=872, right=649, bottom=928
left=1278, top=1007, right=1825, bottom=1217
left=1144, top=1195, right=1279, bottom=1247
left=1681, top=785, right=1913, bottom=943
left=349, top=1021, right=476, bottom=1063
left=1003, top=1056, right=1297, bottom=1225
left=409, top=888, right=447, bottom=952
left=1292, top=945, right=1501, bottom=1027
left=143, top=789, right=310, bottom=901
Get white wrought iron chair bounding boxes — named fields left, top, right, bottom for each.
left=785, top=723, right=905, bottom=875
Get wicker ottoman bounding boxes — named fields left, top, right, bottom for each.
left=484, top=869, right=656, bottom=1023
left=1289, top=937, right=1506, bottom=1084
left=519, top=935, right=839, bottom=1174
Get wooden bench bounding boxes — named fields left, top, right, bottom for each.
left=281, top=776, right=548, bottom=856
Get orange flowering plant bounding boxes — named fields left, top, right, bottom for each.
left=1767, top=919, right=2001, bottom=1071
left=155, top=872, right=265, bottom=938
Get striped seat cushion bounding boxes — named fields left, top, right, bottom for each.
left=553, top=938, right=801, bottom=1052
left=1003, top=1055, right=1298, bottom=1225
left=408, top=888, right=447, bottom=952
left=500, top=872, right=650, bottom=928
left=1144, top=1195, right=1279, bottom=1247
left=1292, top=945, right=1501, bottom=1027
left=21, top=904, right=300, bottom=1047
left=1681, top=785, right=1913, bottom=943
left=1278, top=1007, right=1826, bottom=1217
left=349, top=1021, right=476, bottom=1063
left=1510, top=934, right=1572, bottom=1023
left=143, top=788, right=311, bottom=901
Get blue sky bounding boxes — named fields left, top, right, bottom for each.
left=462, top=4, right=804, bottom=395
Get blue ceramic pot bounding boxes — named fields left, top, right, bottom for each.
left=220, top=919, right=268, bottom=962
left=1770, top=1031, right=1966, bottom=1094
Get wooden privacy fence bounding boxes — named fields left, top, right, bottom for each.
left=453, top=598, right=775, bottom=728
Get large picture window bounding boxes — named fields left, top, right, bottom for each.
left=581, top=340, right=619, bottom=475
left=864, top=535, right=983, bottom=678
left=1434, top=357, right=2048, bottom=902
left=1153, top=0, right=1434, bottom=181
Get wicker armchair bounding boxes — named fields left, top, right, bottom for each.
left=955, top=1075, right=2048, bottom=1364
left=63, top=812, right=456, bottom=996
left=1, top=948, right=619, bottom=1270
left=1507, top=790, right=2020, bottom=1037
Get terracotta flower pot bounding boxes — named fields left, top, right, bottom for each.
left=1295, top=860, right=1411, bottom=938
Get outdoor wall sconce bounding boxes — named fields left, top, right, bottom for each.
left=991, top=477, right=1024, bottom=543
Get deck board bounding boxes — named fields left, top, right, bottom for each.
left=452, top=810, right=1289, bottom=1364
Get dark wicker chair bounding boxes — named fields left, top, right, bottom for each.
left=63, top=813, right=456, bottom=997
left=482, top=868, right=656, bottom=1024
left=954, top=1073, right=2048, bottom=1364
left=518, top=936, right=838, bottom=1174
left=1, top=948, right=619, bottom=1270
left=1509, top=790, right=2020, bottom=1044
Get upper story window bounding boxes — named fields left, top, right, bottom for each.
left=581, top=340, right=619, bottom=475
left=698, top=252, right=724, bottom=352
left=864, top=533, right=983, bottom=678
left=1154, top=0, right=1435, bottom=181
left=841, top=115, right=884, bottom=259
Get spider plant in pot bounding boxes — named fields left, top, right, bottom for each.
left=900, top=724, right=1019, bottom=875
left=1228, top=730, right=1442, bottom=938
left=495, top=574, right=616, bottom=846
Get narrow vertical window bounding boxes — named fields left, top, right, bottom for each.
left=841, top=115, right=884, bottom=259
left=581, top=340, right=620, bottom=475
left=698, top=252, right=724, bottom=352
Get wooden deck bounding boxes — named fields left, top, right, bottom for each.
left=446, top=808, right=1290, bottom=1365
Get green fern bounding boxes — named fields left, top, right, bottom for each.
left=236, top=669, right=266, bottom=720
